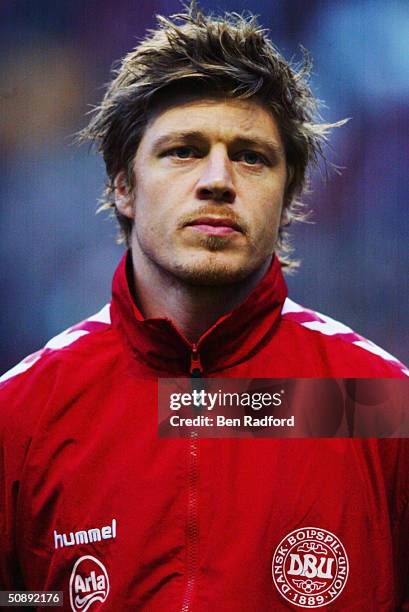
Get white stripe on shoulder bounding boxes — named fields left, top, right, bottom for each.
left=0, top=304, right=111, bottom=384
left=282, top=297, right=409, bottom=376
left=353, top=340, right=409, bottom=375
left=85, top=303, right=111, bottom=324
left=302, top=314, right=355, bottom=336
left=44, top=329, right=89, bottom=350
left=0, top=354, right=43, bottom=384
left=281, top=298, right=305, bottom=315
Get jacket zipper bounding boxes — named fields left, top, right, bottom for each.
left=181, top=345, right=202, bottom=611
left=189, top=343, right=203, bottom=377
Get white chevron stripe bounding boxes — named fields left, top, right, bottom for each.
left=0, top=354, right=43, bottom=384
left=44, top=329, right=89, bottom=350
left=282, top=298, right=408, bottom=375
left=0, top=305, right=111, bottom=384
left=353, top=339, right=404, bottom=366
left=281, top=297, right=305, bottom=314
left=86, top=304, right=111, bottom=324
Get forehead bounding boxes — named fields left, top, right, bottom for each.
left=140, top=96, right=283, bottom=148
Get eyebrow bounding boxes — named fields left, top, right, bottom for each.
left=231, top=137, right=285, bottom=161
left=151, top=131, right=285, bottom=160
left=151, top=131, right=206, bottom=154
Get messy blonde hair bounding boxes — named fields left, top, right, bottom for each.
left=80, top=2, right=341, bottom=268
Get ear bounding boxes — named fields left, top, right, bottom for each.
left=280, top=205, right=291, bottom=228
left=281, top=166, right=294, bottom=228
left=114, top=170, right=134, bottom=220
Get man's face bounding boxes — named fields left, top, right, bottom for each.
left=116, top=96, right=288, bottom=285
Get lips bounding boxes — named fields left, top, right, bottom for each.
left=185, top=217, right=242, bottom=235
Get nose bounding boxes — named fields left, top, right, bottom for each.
left=195, top=146, right=236, bottom=204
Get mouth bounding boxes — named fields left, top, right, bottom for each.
left=184, top=216, right=243, bottom=236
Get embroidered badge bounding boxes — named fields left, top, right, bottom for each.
left=272, top=527, right=349, bottom=608
left=69, top=555, right=110, bottom=612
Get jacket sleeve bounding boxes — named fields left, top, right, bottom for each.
left=0, top=355, right=58, bottom=589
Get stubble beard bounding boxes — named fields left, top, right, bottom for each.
left=134, top=224, right=273, bottom=287
left=170, top=238, right=271, bottom=287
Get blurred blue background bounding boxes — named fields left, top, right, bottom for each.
left=1, top=0, right=408, bottom=371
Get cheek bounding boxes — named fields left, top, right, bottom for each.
left=133, top=180, right=158, bottom=224
left=134, top=172, right=179, bottom=217
left=132, top=185, right=177, bottom=253
left=252, top=189, right=284, bottom=225
left=249, top=191, right=284, bottom=247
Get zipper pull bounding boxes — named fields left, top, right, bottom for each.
left=190, top=344, right=203, bottom=377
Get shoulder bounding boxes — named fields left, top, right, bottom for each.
left=0, top=304, right=120, bottom=495
left=280, top=297, right=409, bottom=377
left=0, top=304, right=114, bottom=427
left=1, top=303, right=112, bottom=384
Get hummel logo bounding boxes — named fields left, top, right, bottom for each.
left=54, top=518, right=117, bottom=549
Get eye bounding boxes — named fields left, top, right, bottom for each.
left=168, top=146, right=197, bottom=159
left=238, top=151, right=267, bottom=166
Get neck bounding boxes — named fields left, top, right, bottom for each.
left=129, top=251, right=271, bottom=343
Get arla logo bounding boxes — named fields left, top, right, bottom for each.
left=69, top=556, right=110, bottom=612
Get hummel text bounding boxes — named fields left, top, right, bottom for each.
left=54, top=518, right=117, bottom=549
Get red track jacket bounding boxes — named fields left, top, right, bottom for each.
left=0, top=252, right=408, bottom=611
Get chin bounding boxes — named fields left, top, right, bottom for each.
left=170, top=256, right=262, bottom=287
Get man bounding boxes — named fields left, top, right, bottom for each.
left=0, top=5, right=408, bottom=611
